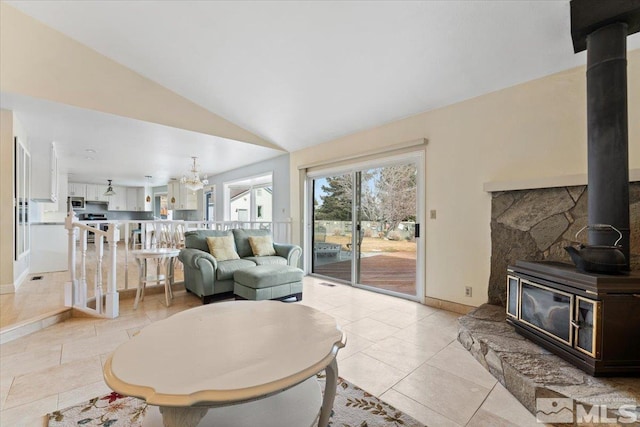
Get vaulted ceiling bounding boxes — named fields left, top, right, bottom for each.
left=2, top=1, right=639, bottom=186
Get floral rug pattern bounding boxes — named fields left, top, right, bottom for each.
left=48, top=376, right=425, bottom=427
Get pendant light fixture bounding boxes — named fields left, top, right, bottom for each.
left=104, top=179, right=116, bottom=196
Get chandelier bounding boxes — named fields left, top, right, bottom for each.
left=180, top=157, right=209, bottom=191
left=103, top=179, right=116, bottom=196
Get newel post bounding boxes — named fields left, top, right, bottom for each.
left=105, top=224, right=120, bottom=318
left=64, top=210, right=78, bottom=307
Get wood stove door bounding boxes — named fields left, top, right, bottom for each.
left=574, top=297, right=599, bottom=358
left=519, top=280, right=574, bottom=346
left=506, top=275, right=519, bottom=319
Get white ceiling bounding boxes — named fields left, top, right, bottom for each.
left=3, top=1, right=640, bottom=186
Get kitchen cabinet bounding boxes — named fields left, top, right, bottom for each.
left=168, top=181, right=197, bottom=210
left=68, top=181, right=151, bottom=212
left=31, top=142, right=58, bottom=202
left=126, top=188, right=138, bottom=211
left=40, top=173, right=68, bottom=213
left=68, top=182, right=86, bottom=198
left=167, top=181, right=179, bottom=210
left=107, top=186, right=127, bottom=211
left=139, top=187, right=152, bottom=211
left=125, top=187, right=152, bottom=211
left=86, top=184, right=108, bottom=202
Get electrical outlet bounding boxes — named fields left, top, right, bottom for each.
left=465, top=286, right=472, bottom=297
left=430, top=209, right=437, bottom=219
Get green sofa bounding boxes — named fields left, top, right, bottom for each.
left=178, top=228, right=302, bottom=303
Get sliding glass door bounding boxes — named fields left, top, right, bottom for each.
left=312, top=173, right=353, bottom=283
left=309, top=154, right=422, bottom=300
left=356, top=164, right=418, bottom=296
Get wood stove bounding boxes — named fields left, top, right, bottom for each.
left=505, top=0, right=640, bottom=376
left=507, top=261, right=640, bottom=376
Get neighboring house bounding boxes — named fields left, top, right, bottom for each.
left=230, top=187, right=273, bottom=222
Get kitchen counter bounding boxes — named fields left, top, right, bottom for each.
left=31, top=223, right=68, bottom=273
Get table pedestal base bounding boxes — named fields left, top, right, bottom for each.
left=143, top=376, right=322, bottom=427
left=158, top=406, right=208, bottom=427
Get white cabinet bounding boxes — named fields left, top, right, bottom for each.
left=126, top=188, right=138, bottom=211
left=86, top=184, right=108, bottom=202
left=139, top=187, right=152, bottom=212
left=31, top=142, right=58, bottom=202
left=181, top=187, right=198, bottom=210
left=167, top=181, right=179, bottom=210
left=168, top=181, right=197, bottom=210
left=41, top=173, right=67, bottom=213
left=68, top=182, right=86, bottom=198
left=107, top=186, right=127, bottom=211
left=125, top=187, right=152, bottom=211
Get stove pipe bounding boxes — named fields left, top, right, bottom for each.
left=586, top=22, right=631, bottom=270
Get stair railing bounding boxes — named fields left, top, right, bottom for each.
left=64, top=211, right=120, bottom=318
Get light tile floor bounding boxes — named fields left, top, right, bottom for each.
left=0, top=275, right=539, bottom=426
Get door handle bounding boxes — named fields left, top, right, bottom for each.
left=571, top=320, right=580, bottom=329
left=415, top=224, right=420, bottom=238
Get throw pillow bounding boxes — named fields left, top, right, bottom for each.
left=248, top=235, right=276, bottom=257
left=206, top=235, right=240, bottom=261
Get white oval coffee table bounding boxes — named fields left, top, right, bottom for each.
left=103, top=300, right=346, bottom=427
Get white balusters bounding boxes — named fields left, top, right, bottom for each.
left=95, top=235, right=104, bottom=315
left=78, top=228, right=88, bottom=306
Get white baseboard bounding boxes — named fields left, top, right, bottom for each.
left=1, top=268, right=31, bottom=294
left=13, top=268, right=30, bottom=291
left=0, top=283, right=15, bottom=294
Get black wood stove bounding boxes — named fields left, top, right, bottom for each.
left=506, top=1, right=640, bottom=376
left=507, top=261, right=640, bottom=376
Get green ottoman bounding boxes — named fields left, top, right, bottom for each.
left=234, top=265, right=303, bottom=301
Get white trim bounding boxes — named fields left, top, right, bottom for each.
left=0, top=283, right=16, bottom=294
left=14, top=267, right=29, bottom=291
left=223, top=172, right=273, bottom=221
left=2, top=267, right=30, bottom=294
left=299, top=138, right=428, bottom=171
left=306, top=149, right=425, bottom=179
left=304, top=150, right=426, bottom=302
left=483, top=168, right=640, bottom=193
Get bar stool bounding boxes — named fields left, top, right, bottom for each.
left=130, top=228, right=143, bottom=249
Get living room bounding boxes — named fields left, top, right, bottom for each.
left=1, top=1, right=640, bottom=426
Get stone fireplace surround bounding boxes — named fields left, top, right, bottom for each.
left=489, top=181, right=640, bottom=305
left=457, top=179, right=640, bottom=424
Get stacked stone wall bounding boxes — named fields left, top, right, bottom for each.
left=488, top=182, right=640, bottom=305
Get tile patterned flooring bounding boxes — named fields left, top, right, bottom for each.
left=0, top=275, right=539, bottom=426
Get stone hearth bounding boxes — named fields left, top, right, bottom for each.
left=458, top=304, right=640, bottom=426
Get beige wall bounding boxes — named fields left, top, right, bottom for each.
left=0, top=2, right=278, bottom=151
left=0, top=110, right=15, bottom=290
left=0, top=109, right=31, bottom=293
left=290, top=49, right=640, bottom=307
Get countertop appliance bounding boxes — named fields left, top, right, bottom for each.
left=68, top=196, right=85, bottom=210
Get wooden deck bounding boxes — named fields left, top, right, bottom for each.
left=313, top=252, right=416, bottom=296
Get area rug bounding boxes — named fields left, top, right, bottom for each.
left=47, top=375, right=426, bottom=427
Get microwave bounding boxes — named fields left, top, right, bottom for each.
left=68, top=196, right=85, bottom=210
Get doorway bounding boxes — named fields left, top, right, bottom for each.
left=155, top=194, right=169, bottom=220
left=308, top=153, right=423, bottom=301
